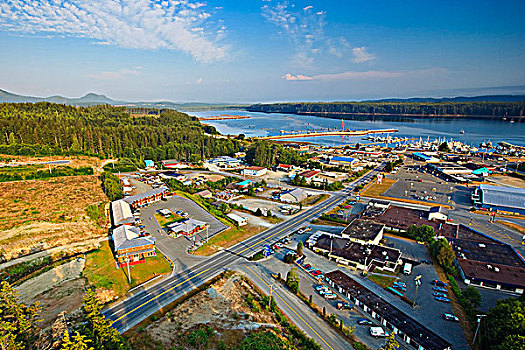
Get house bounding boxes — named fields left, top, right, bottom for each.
left=329, top=156, right=358, bottom=167
left=471, top=184, right=525, bottom=215
left=297, top=170, right=320, bottom=184
left=277, top=164, right=293, bottom=172
left=241, top=166, right=267, bottom=177
left=340, top=218, right=384, bottom=245
left=284, top=143, right=309, bottom=154
left=325, top=270, right=452, bottom=350
left=167, top=218, right=208, bottom=237
left=123, top=187, right=168, bottom=209
left=280, top=188, right=307, bottom=203
left=161, top=159, right=181, bottom=169
left=227, top=213, right=248, bottom=226
left=144, top=159, right=155, bottom=169
left=196, top=189, right=213, bottom=199
left=234, top=179, right=253, bottom=189
left=112, top=225, right=156, bottom=267
left=111, top=200, right=134, bottom=226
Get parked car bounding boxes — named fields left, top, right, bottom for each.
left=433, top=286, right=447, bottom=292
left=421, top=259, right=433, bottom=265
left=432, top=280, right=447, bottom=287
left=433, top=292, right=447, bottom=298
left=303, top=264, right=311, bottom=269
left=435, top=296, right=450, bottom=303
left=324, top=293, right=337, bottom=300
left=393, top=281, right=406, bottom=287
left=442, top=313, right=459, bottom=322
left=358, top=319, right=373, bottom=325
left=315, top=285, right=327, bottom=291
left=393, top=284, right=407, bottom=292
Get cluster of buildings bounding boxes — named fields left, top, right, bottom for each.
left=325, top=270, right=451, bottom=350
left=362, top=201, right=525, bottom=294
left=110, top=197, right=157, bottom=268
left=307, top=218, right=403, bottom=273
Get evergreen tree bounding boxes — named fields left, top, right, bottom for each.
left=0, top=281, right=41, bottom=350
left=378, top=333, right=399, bottom=350
left=61, top=329, right=93, bottom=350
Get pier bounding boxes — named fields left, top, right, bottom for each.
left=198, top=114, right=250, bottom=121
left=256, top=128, right=398, bottom=140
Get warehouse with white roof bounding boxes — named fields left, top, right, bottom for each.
left=471, top=184, right=525, bottom=215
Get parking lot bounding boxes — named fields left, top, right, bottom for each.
left=260, top=226, right=469, bottom=349
left=383, top=165, right=459, bottom=206
left=138, top=195, right=228, bottom=272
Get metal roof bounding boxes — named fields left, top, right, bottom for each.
left=479, top=184, right=525, bottom=210
left=123, top=187, right=168, bottom=205
left=112, top=225, right=155, bottom=251
left=111, top=200, right=134, bottom=226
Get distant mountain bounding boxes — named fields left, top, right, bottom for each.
left=0, top=88, right=245, bottom=110
left=0, top=89, right=117, bottom=106
left=367, top=95, right=525, bottom=103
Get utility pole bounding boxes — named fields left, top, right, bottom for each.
left=413, top=275, right=422, bottom=308
left=473, top=314, right=486, bottom=345
left=125, top=252, right=131, bottom=284
left=206, top=225, right=209, bottom=243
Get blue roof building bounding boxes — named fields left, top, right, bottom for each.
left=144, top=159, right=155, bottom=168
left=472, top=184, right=525, bottom=215
left=330, top=156, right=358, bottom=166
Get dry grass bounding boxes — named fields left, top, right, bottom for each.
left=496, top=220, right=525, bottom=235
left=193, top=224, right=264, bottom=256
left=361, top=178, right=396, bottom=197
left=0, top=154, right=105, bottom=169
left=0, top=175, right=108, bottom=261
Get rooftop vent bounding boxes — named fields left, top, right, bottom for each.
left=479, top=243, right=486, bottom=248
left=494, top=267, right=500, bottom=272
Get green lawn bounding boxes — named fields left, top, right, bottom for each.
left=154, top=212, right=184, bottom=228
left=368, top=274, right=397, bottom=289
left=83, top=240, right=172, bottom=297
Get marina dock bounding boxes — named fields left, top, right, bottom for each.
left=256, top=128, right=398, bottom=140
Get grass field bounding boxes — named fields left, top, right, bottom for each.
left=193, top=224, right=264, bottom=256
left=83, top=240, right=172, bottom=297
left=368, top=274, right=397, bottom=289
left=0, top=175, right=108, bottom=261
left=302, top=193, right=329, bottom=206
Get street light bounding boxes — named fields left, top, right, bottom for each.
left=413, top=275, right=422, bottom=308
left=473, top=314, right=486, bottom=344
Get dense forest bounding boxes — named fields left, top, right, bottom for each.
left=0, top=103, right=241, bottom=162
left=248, top=101, right=525, bottom=118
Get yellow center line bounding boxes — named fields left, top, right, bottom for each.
left=246, top=265, right=335, bottom=350
left=110, top=193, right=343, bottom=327
left=111, top=267, right=211, bottom=324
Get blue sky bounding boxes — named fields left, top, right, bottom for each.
left=0, top=0, right=524, bottom=103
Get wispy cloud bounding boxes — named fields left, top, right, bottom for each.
left=261, top=1, right=326, bottom=66
left=87, top=67, right=142, bottom=80
left=0, top=0, right=227, bottom=62
left=283, top=68, right=446, bottom=82
left=352, top=47, right=375, bottom=63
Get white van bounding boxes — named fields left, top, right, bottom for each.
left=403, top=262, right=412, bottom=275
left=369, top=327, right=389, bottom=337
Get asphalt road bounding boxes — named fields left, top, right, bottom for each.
left=102, top=165, right=384, bottom=335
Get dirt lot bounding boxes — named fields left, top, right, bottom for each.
left=0, top=175, right=108, bottom=261
left=489, top=175, right=525, bottom=189
left=129, top=272, right=279, bottom=349
left=0, top=154, right=106, bottom=169
left=188, top=173, right=224, bottom=182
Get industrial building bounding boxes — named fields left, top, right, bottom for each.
left=471, top=184, right=525, bottom=215
left=329, top=156, right=358, bottom=167
left=112, top=225, right=156, bottom=267
left=241, top=166, right=267, bottom=177
left=412, top=152, right=440, bottom=163
left=280, top=188, right=307, bottom=203
left=208, top=156, right=241, bottom=168
left=325, top=270, right=451, bottom=350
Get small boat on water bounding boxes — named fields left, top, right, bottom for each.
left=460, top=129, right=465, bottom=134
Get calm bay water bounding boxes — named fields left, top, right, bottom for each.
left=186, top=110, right=525, bottom=148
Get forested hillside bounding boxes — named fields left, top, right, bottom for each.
left=0, top=103, right=240, bottom=162
left=248, top=101, right=525, bottom=117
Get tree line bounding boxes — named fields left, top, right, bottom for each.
left=0, top=102, right=241, bottom=163
left=248, top=101, right=525, bottom=117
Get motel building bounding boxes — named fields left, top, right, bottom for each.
left=112, top=225, right=156, bottom=268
